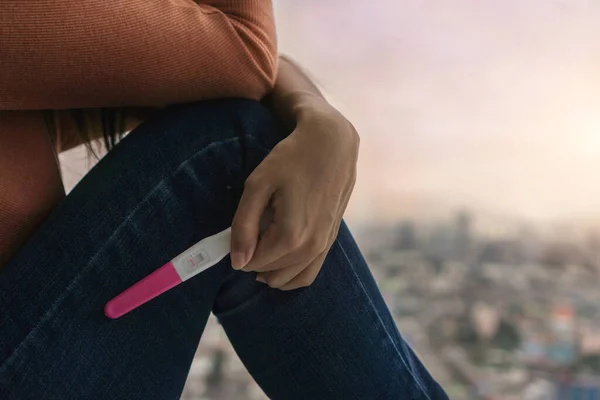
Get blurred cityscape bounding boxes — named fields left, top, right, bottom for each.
left=365, top=211, right=600, bottom=399
left=180, top=315, right=268, bottom=400
left=180, top=210, right=600, bottom=400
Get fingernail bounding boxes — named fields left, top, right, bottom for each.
left=256, top=276, right=266, bottom=283
left=231, top=251, right=247, bottom=270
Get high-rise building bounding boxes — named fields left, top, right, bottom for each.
left=453, top=210, right=472, bottom=262
left=394, top=220, right=417, bottom=250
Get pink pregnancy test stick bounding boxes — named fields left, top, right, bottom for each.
left=104, top=227, right=231, bottom=319
left=104, top=208, right=273, bottom=319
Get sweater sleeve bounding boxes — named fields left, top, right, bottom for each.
left=0, top=0, right=277, bottom=110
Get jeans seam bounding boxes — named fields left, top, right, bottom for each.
left=336, top=241, right=433, bottom=400
left=0, top=137, right=241, bottom=376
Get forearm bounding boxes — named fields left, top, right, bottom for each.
left=263, top=56, right=334, bottom=133
left=0, top=0, right=277, bottom=110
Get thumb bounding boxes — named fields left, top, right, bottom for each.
left=230, top=178, right=274, bottom=270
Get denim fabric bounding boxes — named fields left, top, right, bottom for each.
left=0, top=99, right=448, bottom=400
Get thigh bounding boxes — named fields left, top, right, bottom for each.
left=213, top=221, right=449, bottom=400
left=0, top=99, right=280, bottom=400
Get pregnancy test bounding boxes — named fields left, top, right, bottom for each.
left=104, top=208, right=273, bottom=319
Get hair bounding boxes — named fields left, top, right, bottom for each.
left=42, top=108, right=128, bottom=156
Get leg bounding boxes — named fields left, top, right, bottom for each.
left=0, top=98, right=448, bottom=399
left=214, top=222, right=449, bottom=399
left=0, top=99, right=281, bottom=400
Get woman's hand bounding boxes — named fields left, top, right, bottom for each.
left=230, top=93, right=359, bottom=290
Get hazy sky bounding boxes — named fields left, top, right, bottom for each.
left=274, top=0, right=600, bottom=226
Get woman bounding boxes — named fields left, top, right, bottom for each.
left=0, top=1, right=448, bottom=399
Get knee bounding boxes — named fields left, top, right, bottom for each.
left=117, top=98, right=279, bottom=178
left=161, top=98, right=277, bottom=143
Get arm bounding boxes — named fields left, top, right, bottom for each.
left=261, top=56, right=327, bottom=134
left=230, top=56, right=360, bottom=292
left=0, top=0, right=277, bottom=110
left=53, top=56, right=330, bottom=152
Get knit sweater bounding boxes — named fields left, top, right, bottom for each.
left=0, top=0, right=277, bottom=268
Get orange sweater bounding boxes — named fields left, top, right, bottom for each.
left=0, top=0, right=277, bottom=268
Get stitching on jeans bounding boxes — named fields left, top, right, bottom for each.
left=335, top=240, right=433, bottom=400
left=0, top=137, right=241, bottom=375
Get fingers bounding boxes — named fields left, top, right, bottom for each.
left=278, top=251, right=328, bottom=291
left=255, top=249, right=327, bottom=290
left=245, top=248, right=297, bottom=273
left=254, top=186, right=352, bottom=290
left=243, top=209, right=325, bottom=273
left=253, top=213, right=339, bottom=289
left=242, top=217, right=330, bottom=272
left=255, top=259, right=306, bottom=288
left=230, top=172, right=275, bottom=270
left=242, top=188, right=313, bottom=272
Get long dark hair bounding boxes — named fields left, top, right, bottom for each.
left=42, top=108, right=128, bottom=155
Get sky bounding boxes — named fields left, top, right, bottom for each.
left=274, top=0, right=600, bottom=229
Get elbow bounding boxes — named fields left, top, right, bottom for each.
left=255, top=48, right=278, bottom=98
left=238, top=42, right=278, bottom=101
left=226, top=15, right=278, bottom=101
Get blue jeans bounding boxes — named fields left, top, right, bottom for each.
left=0, top=99, right=448, bottom=399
